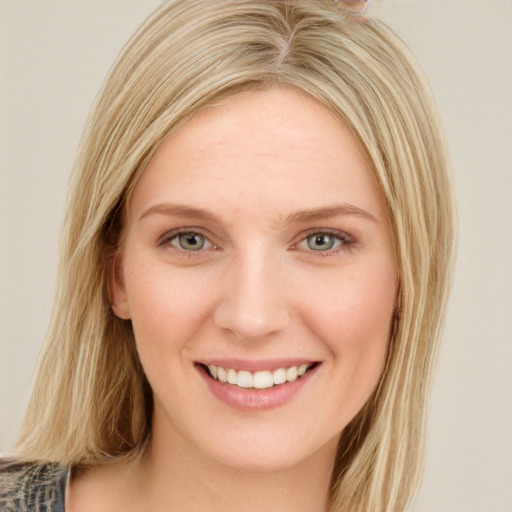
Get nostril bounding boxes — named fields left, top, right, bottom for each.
left=212, top=267, right=290, bottom=340
left=213, top=305, right=290, bottom=341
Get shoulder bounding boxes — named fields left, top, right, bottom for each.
left=0, top=459, right=68, bottom=512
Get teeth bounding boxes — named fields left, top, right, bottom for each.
left=206, top=363, right=313, bottom=389
left=254, top=371, right=274, bottom=389
left=286, top=366, right=298, bottom=382
left=237, top=370, right=253, bottom=388
left=217, top=366, right=227, bottom=383
left=227, top=368, right=237, bottom=385
left=273, top=368, right=286, bottom=385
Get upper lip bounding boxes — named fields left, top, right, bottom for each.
left=197, top=358, right=319, bottom=372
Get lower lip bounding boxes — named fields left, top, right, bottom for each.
left=197, top=365, right=319, bottom=411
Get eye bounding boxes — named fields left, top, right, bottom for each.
left=175, top=232, right=209, bottom=251
left=306, top=233, right=339, bottom=251
left=293, top=230, right=355, bottom=255
left=161, top=231, right=214, bottom=252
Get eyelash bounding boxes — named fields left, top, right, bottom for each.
left=291, top=229, right=356, bottom=256
left=158, top=228, right=356, bottom=257
left=158, top=229, right=217, bottom=256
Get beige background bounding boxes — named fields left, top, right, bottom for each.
left=1, top=1, right=511, bottom=510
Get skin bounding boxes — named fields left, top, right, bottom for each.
left=67, top=87, right=397, bottom=512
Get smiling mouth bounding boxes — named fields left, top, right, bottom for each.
left=198, top=362, right=319, bottom=390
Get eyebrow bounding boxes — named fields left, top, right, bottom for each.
left=138, top=202, right=378, bottom=224
left=283, top=204, right=378, bottom=225
left=139, top=203, right=222, bottom=223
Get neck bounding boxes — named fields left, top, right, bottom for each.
left=68, top=417, right=339, bottom=512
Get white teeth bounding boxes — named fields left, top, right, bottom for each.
left=237, top=370, right=253, bottom=388
left=208, top=365, right=218, bottom=379
left=273, top=368, right=286, bottom=385
left=253, top=371, right=274, bottom=389
left=217, top=366, right=227, bottom=383
left=206, top=363, right=313, bottom=389
left=227, top=368, right=238, bottom=385
left=286, top=366, right=298, bottom=382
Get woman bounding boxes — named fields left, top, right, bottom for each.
left=0, top=0, right=456, bottom=510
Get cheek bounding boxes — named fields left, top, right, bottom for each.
left=298, top=262, right=396, bottom=387
left=122, top=261, right=217, bottom=365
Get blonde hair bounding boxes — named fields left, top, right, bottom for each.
left=14, top=1, right=456, bottom=510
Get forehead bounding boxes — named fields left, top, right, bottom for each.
left=129, top=87, right=384, bottom=224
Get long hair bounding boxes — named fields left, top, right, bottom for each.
left=14, top=1, right=456, bottom=510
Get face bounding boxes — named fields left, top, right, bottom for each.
left=111, top=88, right=397, bottom=472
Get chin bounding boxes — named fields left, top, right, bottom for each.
left=193, top=422, right=341, bottom=475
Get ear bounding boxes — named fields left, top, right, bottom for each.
left=108, top=253, right=131, bottom=320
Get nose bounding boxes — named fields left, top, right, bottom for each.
left=213, top=250, right=290, bottom=341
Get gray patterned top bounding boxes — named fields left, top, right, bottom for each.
left=0, top=461, right=67, bottom=512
